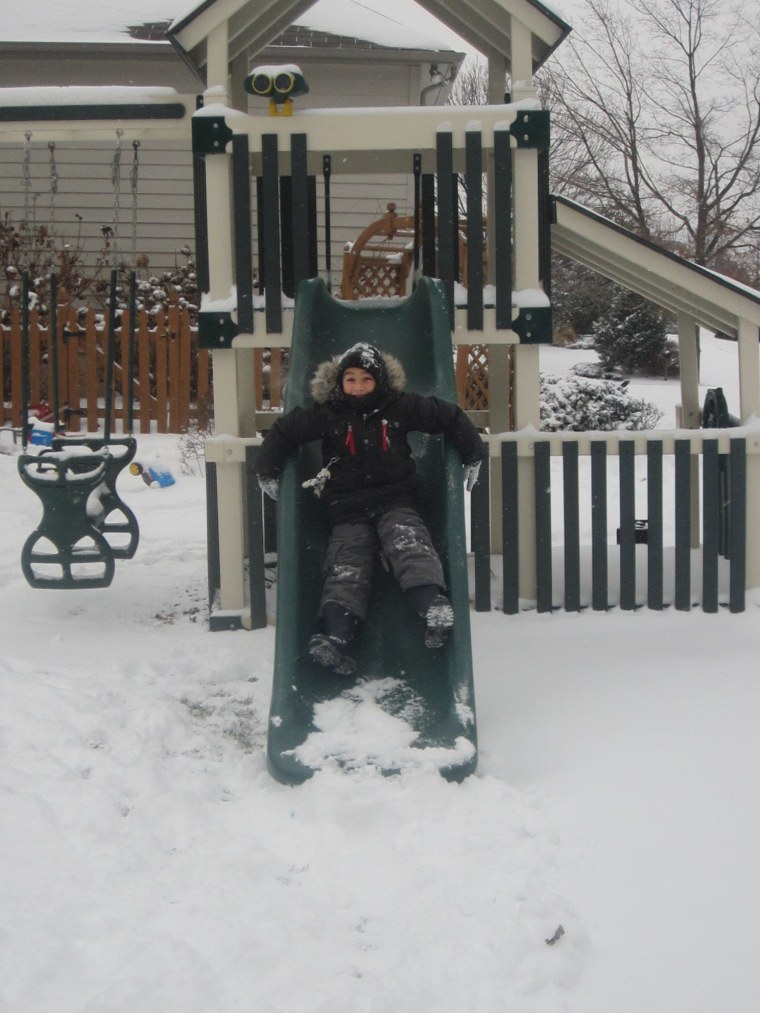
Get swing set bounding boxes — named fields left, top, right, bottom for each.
left=14, top=130, right=146, bottom=590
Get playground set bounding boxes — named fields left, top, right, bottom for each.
left=5, top=0, right=760, bottom=781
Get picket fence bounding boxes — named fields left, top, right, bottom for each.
left=1, top=305, right=289, bottom=433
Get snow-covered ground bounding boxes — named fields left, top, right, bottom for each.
left=2, top=332, right=759, bottom=1013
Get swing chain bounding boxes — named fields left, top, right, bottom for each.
left=130, top=140, right=140, bottom=264
left=22, top=131, right=33, bottom=269
left=48, top=142, right=58, bottom=239
left=110, top=128, right=124, bottom=267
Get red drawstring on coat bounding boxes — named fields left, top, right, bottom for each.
left=381, top=420, right=390, bottom=451
left=345, top=423, right=356, bottom=456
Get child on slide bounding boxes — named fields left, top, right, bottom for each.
left=256, top=342, right=486, bottom=675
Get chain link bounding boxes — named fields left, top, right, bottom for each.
left=22, top=131, right=33, bottom=270
left=48, top=142, right=58, bottom=240
left=110, top=128, right=124, bottom=267
left=130, top=140, right=140, bottom=264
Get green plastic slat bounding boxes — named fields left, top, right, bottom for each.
left=206, top=462, right=220, bottom=616
left=465, top=130, right=483, bottom=331
left=674, top=440, right=692, bottom=611
left=245, top=445, right=267, bottom=630
left=261, top=134, right=282, bottom=334
left=232, top=134, right=254, bottom=333
left=502, top=443, right=519, bottom=615
left=322, top=155, right=332, bottom=285
left=421, top=174, right=436, bottom=277
left=563, top=442, right=580, bottom=611
left=647, top=441, right=663, bottom=610
left=729, top=438, right=746, bottom=613
left=702, top=439, right=719, bottom=612
left=435, top=131, right=455, bottom=326
left=590, top=441, right=608, bottom=611
left=619, top=441, right=636, bottom=610
left=471, top=452, right=491, bottom=612
left=534, top=441, right=552, bottom=612
left=291, top=133, right=310, bottom=293
left=494, top=129, right=512, bottom=329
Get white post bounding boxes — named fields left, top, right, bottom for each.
left=676, top=312, right=700, bottom=428
left=203, top=19, right=249, bottom=618
left=737, top=316, right=760, bottom=591
left=677, top=312, right=701, bottom=547
left=509, top=21, right=541, bottom=598
left=486, top=50, right=511, bottom=552
left=737, top=317, right=760, bottom=423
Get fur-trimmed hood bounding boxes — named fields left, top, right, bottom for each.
left=309, top=348, right=406, bottom=404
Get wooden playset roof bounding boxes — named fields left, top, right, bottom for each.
left=169, top=0, right=571, bottom=75
left=552, top=195, right=760, bottom=338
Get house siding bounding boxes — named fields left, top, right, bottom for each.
left=1, top=46, right=445, bottom=290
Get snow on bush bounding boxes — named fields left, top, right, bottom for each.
left=540, top=374, right=663, bottom=431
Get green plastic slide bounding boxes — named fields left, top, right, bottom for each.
left=266, top=278, right=478, bottom=783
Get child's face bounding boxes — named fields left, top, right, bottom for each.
left=342, top=367, right=376, bottom=397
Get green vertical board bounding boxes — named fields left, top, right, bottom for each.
left=729, top=438, right=746, bottom=613
left=702, top=439, right=719, bottom=612
left=465, top=130, right=483, bottom=331
left=502, top=442, right=519, bottom=615
left=435, top=131, right=455, bottom=326
left=590, top=441, right=608, bottom=611
left=534, top=441, right=552, bottom=612
left=471, top=454, right=491, bottom=612
left=619, top=441, right=636, bottom=610
left=674, top=440, right=692, bottom=611
left=261, top=134, right=282, bottom=334
left=562, top=442, right=580, bottom=611
left=647, top=441, right=663, bottom=610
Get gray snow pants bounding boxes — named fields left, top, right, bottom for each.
left=320, top=505, right=446, bottom=620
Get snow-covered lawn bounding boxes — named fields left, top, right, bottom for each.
left=1, top=332, right=759, bottom=1012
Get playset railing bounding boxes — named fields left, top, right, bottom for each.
left=210, top=427, right=755, bottom=626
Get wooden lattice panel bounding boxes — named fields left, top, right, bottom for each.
left=456, top=344, right=489, bottom=412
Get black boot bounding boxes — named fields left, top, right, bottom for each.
left=404, top=584, right=455, bottom=648
left=308, top=601, right=359, bottom=675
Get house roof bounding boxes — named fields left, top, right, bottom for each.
left=551, top=195, right=760, bottom=337
left=0, top=0, right=472, bottom=53
left=0, top=1, right=179, bottom=44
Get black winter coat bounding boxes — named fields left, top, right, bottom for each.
left=256, top=386, right=486, bottom=525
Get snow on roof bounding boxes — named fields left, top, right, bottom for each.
left=1, top=0, right=469, bottom=54
left=0, top=1, right=178, bottom=44
left=292, top=0, right=468, bottom=54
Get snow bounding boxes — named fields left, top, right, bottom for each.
left=0, top=0, right=180, bottom=45
left=294, top=0, right=468, bottom=55
left=3, top=0, right=472, bottom=55
left=2, top=331, right=760, bottom=1012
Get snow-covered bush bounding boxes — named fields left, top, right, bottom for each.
left=540, top=374, right=663, bottom=431
left=591, top=288, right=673, bottom=376
left=0, top=210, right=198, bottom=322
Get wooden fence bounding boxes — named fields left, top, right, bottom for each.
left=1, top=304, right=292, bottom=434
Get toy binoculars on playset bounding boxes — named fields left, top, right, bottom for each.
left=244, top=65, right=309, bottom=115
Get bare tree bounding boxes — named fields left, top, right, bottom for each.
left=543, top=0, right=760, bottom=277
left=447, top=58, right=490, bottom=108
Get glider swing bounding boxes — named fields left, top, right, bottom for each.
left=17, top=130, right=144, bottom=589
